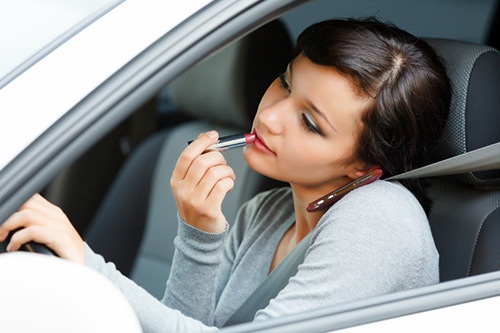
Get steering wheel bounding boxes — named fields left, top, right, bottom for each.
left=20, top=242, right=57, bottom=255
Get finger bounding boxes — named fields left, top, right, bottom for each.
left=6, top=225, right=46, bottom=252
left=18, top=193, right=43, bottom=207
left=206, top=177, right=235, bottom=209
left=0, top=196, right=57, bottom=243
left=0, top=195, right=41, bottom=240
left=194, top=165, right=236, bottom=201
left=0, top=210, right=42, bottom=242
left=183, top=151, right=228, bottom=189
left=0, top=226, right=8, bottom=242
left=171, top=131, right=219, bottom=182
left=29, top=193, right=52, bottom=207
left=6, top=224, right=66, bottom=254
left=23, top=194, right=60, bottom=216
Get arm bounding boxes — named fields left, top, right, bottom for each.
left=161, top=130, right=238, bottom=323
left=0, top=131, right=237, bottom=332
left=162, top=192, right=262, bottom=324
left=0, top=131, right=232, bottom=255
left=161, top=217, right=227, bottom=325
left=85, top=244, right=219, bottom=333
left=0, top=195, right=220, bottom=332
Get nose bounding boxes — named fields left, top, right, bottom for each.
left=256, top=99, right=290, bottom=135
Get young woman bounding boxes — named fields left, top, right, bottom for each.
left=0, top=18, right=451, bottom=332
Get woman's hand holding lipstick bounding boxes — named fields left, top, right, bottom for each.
left=171, top=131, right=236, bottom=233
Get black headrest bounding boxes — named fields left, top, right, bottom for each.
left=427, top=39, right=500, bottom=187
left=168, top=20, right=292, bottom=130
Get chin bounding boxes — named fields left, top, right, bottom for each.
left=244, top=149, right=274, bottom=178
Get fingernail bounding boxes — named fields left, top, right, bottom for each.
left=207, top=131, right=217, bottom=139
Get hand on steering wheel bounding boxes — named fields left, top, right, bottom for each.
left=0, top=194, right=85, bottom=264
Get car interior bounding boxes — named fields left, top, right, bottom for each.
left=15, top=0, right=497, bottom=324
left=81, top=19, right=292, bottom=298
left=424, top=38, right=500, bottom=282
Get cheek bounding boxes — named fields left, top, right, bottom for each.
left=282, top=137, right=356, bottom=173
left=280, top=141, right=332, bottom=171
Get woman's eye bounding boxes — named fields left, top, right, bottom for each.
left=279, top=73, right=291, bottom=92
left=301, top=113, right=323, bottom=136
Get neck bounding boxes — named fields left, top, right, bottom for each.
left=289, top=183, right=337, bottom=242
left=286, top=174, right=355, bottom=243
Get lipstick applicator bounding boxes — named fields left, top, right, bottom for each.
left=188, top=133, right=256, bottom=152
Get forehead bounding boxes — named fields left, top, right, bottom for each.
left=290, top=55, right=373, bottom=108
left=290, top=54, right=370, bottom=100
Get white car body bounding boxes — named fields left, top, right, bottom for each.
left=1, top=0, right=499, bottom=332
left=0, top=0, right=211, bottom=170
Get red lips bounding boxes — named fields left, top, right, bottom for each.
left=252, top=131, right=276, bottom=155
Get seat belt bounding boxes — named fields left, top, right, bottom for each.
left=224, top=232, right=313, bottom=326
left=387, top=141, right=500, bottom=180
left=224, top=141, right=500, bottom=327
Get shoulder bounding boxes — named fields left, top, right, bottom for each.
left=309, top=180, right=439, bottom=288
left=313, top=180, right=433, bottom=255
left=320, top=180, right=426, bottom=227
left=345, top=179, right=420, bottom=207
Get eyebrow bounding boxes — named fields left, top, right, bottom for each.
left=307, top=100, right=337, bottom=133
left=288, top=59, right=338, bottom=133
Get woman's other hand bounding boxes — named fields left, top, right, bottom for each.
left=170, top=131, right=235, bottom=233
left=0, top=194, right=84, bottom=264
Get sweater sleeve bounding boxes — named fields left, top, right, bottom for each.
left=85, top=244, right=219, bottom=333
left=83, top=191, right=269, bottom=332
left=162, top=193, right=270, bottom=325
left=253, top=181, right=439, bottom=321
left=161, top=216, right=228, bottom=325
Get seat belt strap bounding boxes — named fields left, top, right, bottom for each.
left=387, top=141, right=500, bottom=180
left=224, top=232, right=312, bottom=327
left=224, top=141, right=500, bottom=327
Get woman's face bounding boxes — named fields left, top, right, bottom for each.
left=244, top=54, right=373, bottom=192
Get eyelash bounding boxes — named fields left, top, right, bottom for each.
left=301, top=113, right=323, bottom=135
left=278, top=73, right=290, bottom=92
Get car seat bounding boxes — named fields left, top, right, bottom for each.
left=84, top=20, right=292, bottom=298
left=425, top=39, right=500, bottom=282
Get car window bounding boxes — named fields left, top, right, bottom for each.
left=1, top=0, right=499, bottom=331
left=0, top=0, right=122, bottom=88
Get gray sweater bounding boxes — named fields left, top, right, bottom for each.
left=85, top=180, right=439, bottom=332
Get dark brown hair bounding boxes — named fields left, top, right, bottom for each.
left=294, top=18, right=451, bottom=212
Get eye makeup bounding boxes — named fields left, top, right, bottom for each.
left=279, top=73, right=290, bottom=91
left=278, top=70, right=329, bottom=136
left=301, top=112, right=323, bottom=135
